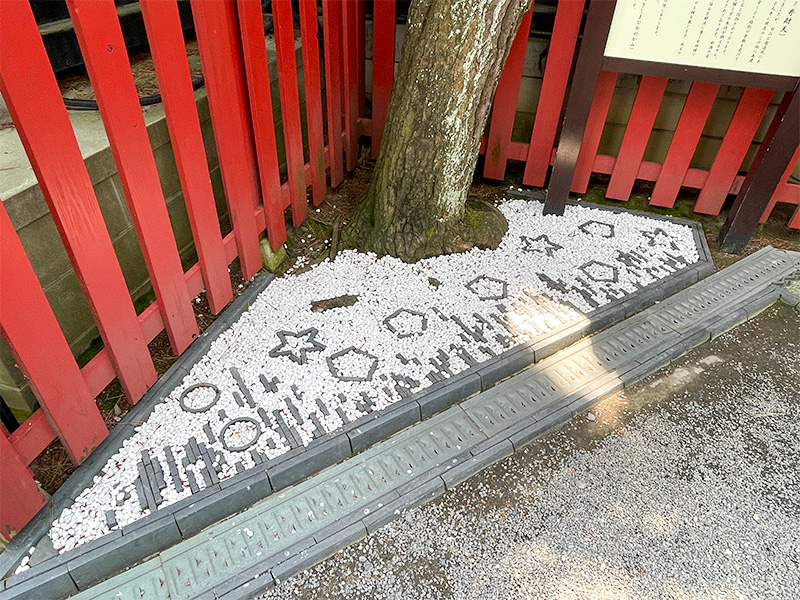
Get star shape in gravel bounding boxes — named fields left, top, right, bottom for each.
left=520, top=234, right=563, bottom=257
left=641, top=227, right=679, bottom=250
left=268, top=328, right=326, bottom=364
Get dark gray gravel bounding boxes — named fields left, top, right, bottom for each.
left=257, top=304, right=800, bottom=600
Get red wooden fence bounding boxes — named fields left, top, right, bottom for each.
left=1, top=0, right=799, bottom=541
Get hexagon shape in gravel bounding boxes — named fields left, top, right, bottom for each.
left=580, top=260, right=619, bottom=283
left=466, top=275, right=508, bottom=301
left=384, top=309, right=428, bottom=338
left=578, top=220, right=615, bottom=238
left=327, top=347, right=379, bottom=382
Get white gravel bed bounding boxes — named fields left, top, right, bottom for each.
left=258, top=308, right=800, bottom=600
left=42, top=198, right=699, bottom=556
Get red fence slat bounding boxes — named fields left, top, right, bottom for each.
left=0, top=203, right=108, bottom=463
left=483, top=8, right=534, bottom=180
left=8, top=409, right=56, bottom=466
left=274, top=0, right=309, bottom=226
left=522, top=0, right=584, bottom=187
left=357, top=0, right=367, bottom=116
left=694, top=87, right=775, bottom=214
left=342, top=0, right=360, bottom=171
left=762, top=146, right=800, bottom=223
left=572, top=71, right=618, bottom=194
left=727, top=89, right=794, bottom=225
left=791, top=200, right=800, bottom=229
left=0, top=0, right=156, bottom=402
left=606, top=76, right=668, bottom=200
left=191, top=0, right=264, bottom=280
left=140, top=0, right=233, bottom=315
left=322, top=0, right=344, bottom=186
left=370, top=0, right=396, bottom=159
left=67, top=0, right=199, bottom=354
left=237, top=0, right=288, bottom=250
left=299, top=0, right=327, bottom=205
left=650, top=82, right=720, bottom=208
left=0, top=430, right=46, bottom=543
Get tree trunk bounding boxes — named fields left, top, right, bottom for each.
left=344, top=0, right=533, bottom=262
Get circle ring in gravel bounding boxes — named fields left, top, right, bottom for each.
left=178, top=383, right=221, bottom=413
left=220, top=417, right=262, bottom=452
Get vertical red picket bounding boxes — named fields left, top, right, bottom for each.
left=694, top=87, right=775, bottom=214
left=0, top=0, right=155, bottom=403
left=483, top=8, right=534, bottom=180
left=342, top=0, right=360, bottom=171
left=0, top=203, right=108, bottom=463
left=760, top=146, right=800, bottom=223
left=605, top=76, right=668, bottom=200
left=650, top=82, right=720, bottom=207
left=522, top=0, right=584, bottom=187
left=299, top=0, right=327, bottom=205
left=139, top=0, right=233, bottom=314
left=0, top=431, right=46, bottom=542
left=67, top=0, right=198, bottom=353
left=791, top=201, right=800, bottom=229
left=357, top=0, right=367, bottom=116
left=191, top=0, right=264, bottom=280
left=755, top=94, right=800, bottom=223
left=322, top=0, right=344, bottom=186
left=273, top=0, right=309, bottom=225
left=571, top=71, right=618, bottom=194
left=237, top=0, right=288, bottom=249
left=370, top=0, right=396, bottom=159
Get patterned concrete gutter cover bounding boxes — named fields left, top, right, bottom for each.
left=7, top=245, right=800, bottom=600
left=0, top=196, right=717, bottom=594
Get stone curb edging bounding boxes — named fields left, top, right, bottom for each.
left=0, top=202, right=714, bottom=594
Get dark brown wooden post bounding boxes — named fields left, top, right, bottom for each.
left=718, top=82, right=800, bottom=254
left=543, top=0, right=616, bottom=216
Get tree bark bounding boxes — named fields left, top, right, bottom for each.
left=344, top=0, right=533, bottom=262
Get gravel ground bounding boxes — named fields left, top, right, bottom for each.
left=45, top=198, right=700, bottom=555
left=257, top=303, right=800, bottom=600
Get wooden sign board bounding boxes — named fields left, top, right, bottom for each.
left=605, top=0, right=800, bottom=78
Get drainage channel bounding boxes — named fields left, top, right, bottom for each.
left=4, top=246, right=800, bottom=600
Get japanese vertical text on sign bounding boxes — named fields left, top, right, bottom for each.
left=605, top=0, right=800, bottom=77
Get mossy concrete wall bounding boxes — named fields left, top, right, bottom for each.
left=0, top=42, right=306, bottom=417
